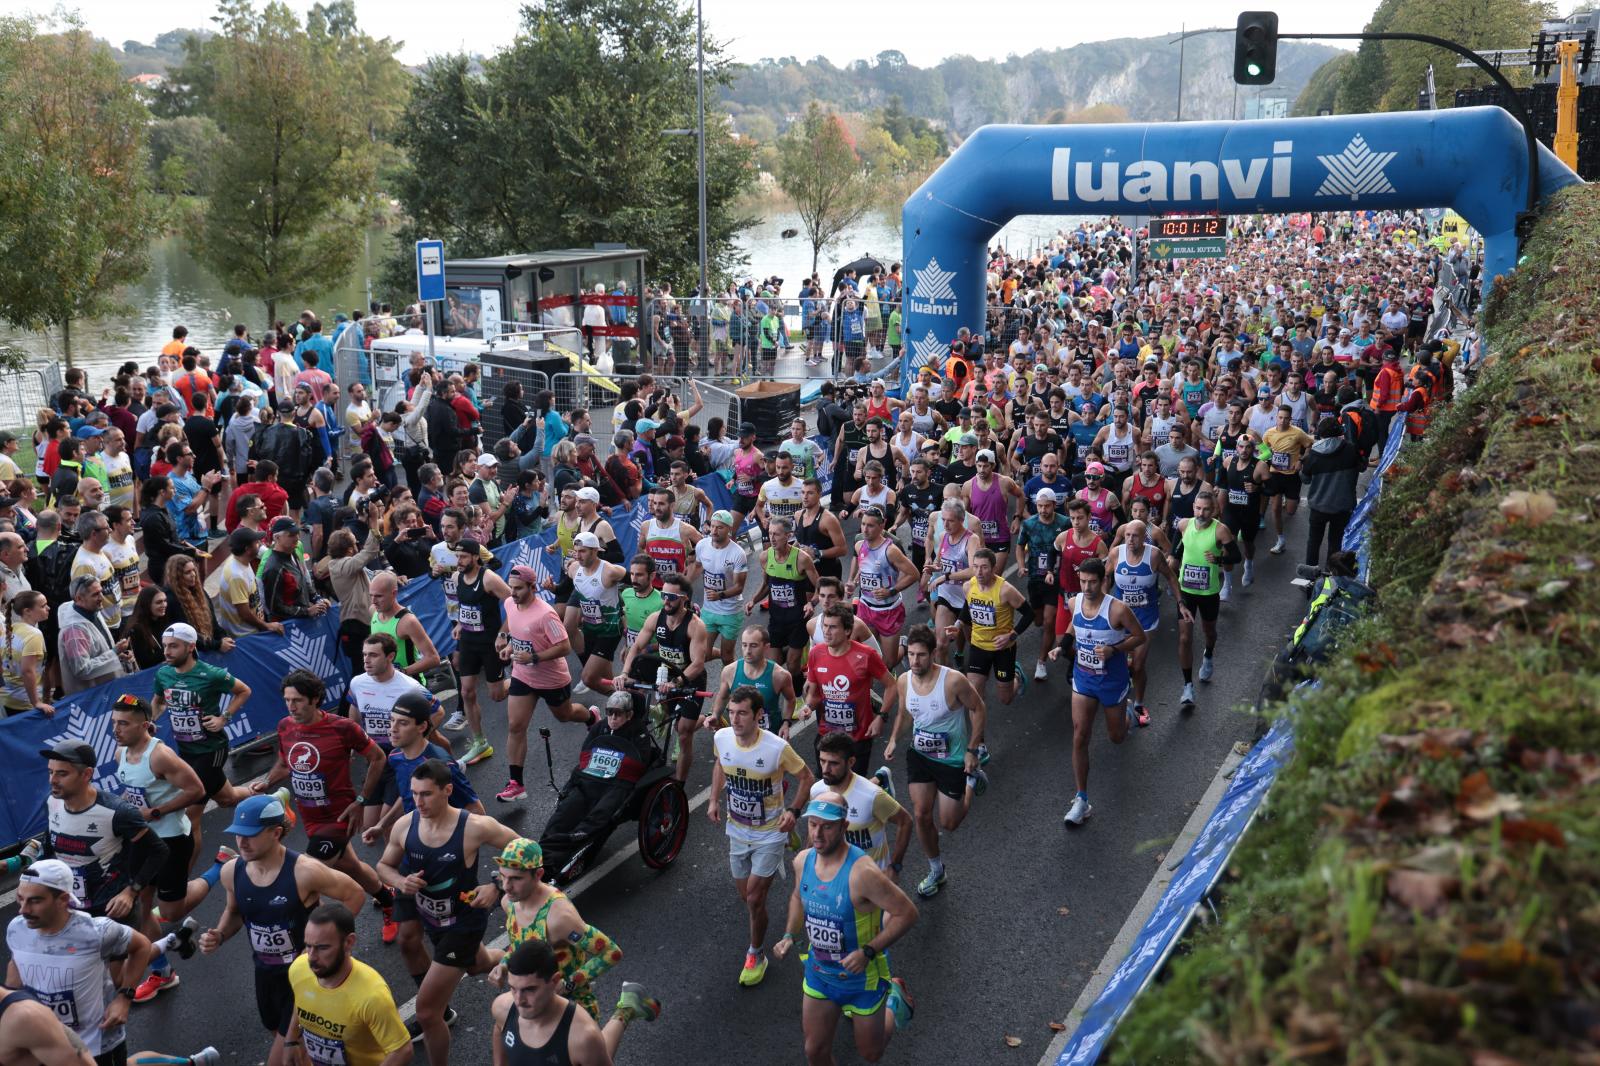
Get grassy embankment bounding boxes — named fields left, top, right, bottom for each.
left=1110, top=183, right=1600, bottom=1063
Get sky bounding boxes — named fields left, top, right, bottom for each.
left=49, top=0, right=1368, bottom=67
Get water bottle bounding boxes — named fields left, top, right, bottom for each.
left=655, top=665, right=670, bottom=689
left=3, top=839, right=42, bottom=876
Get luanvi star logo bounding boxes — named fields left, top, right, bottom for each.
left=908, top=259, right=958, bottom=316
left=909, top=330, right=947, bottom=371
left=1315, top=135, right=1396, bottom=200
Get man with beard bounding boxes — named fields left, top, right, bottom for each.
left=619, top=572, right=709, bottom=783
left=285, top=903, right=411, bottom=1066
left=809, top=732, right=912, bottom=877
left=494, top=566, right=591, bottom=803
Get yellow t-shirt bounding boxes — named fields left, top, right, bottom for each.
left=103, top=536, right=141, bottom=623
left=101, top=450, right=135, bottom=511
left=70, top=546, right=120, bottom=629
left=1, top=621, right=45, bottom=711
left=966, top=576, right=1014, bottom=652
left=213, top=555, right=263, bottom=637
left=288, top=955, right=410, bottom=1066
left=1261, top=426, right=1314, bottom=475
left=713, top=727, right=806, bottom=844
left=0, top=453, right=19, bottom=482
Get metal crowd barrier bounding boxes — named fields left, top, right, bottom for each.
left=0, top=364, right=54, bottom=432
left=644, top=295, right=902, bottom=380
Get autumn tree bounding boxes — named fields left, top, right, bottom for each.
left=777, top=103, right=873, bottom=275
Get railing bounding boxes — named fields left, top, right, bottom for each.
left=0, top=363, right=55, bottom=432
left=644, top=295, right=902, bottom=380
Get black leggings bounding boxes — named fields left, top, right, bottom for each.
left=1304, top=509, right=1351, bottom=567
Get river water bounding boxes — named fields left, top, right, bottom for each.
left=0, top=208, right=1088, bottom=390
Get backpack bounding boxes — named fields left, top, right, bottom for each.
left=36, top=538, right=80, bottom=607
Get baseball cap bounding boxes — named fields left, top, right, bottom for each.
left=1085, top=461, right=1106, bottom=476
left=270, top=516, right=301, bottom=536
left=1272, top=326, right=1286, bottom=336
left=38, top=739, right=97, bottom=767
left=738, top=422, right=757, bottom=437
left=497, top=838, right=545, bottom=870
left=508, top=564, right=538, bottom=584
left=226, top=794, right=289, bottom=837
left=573, top=433, right=597, bottom=447
left=976, top=448, right=996, bottom=464
left=575, top=486, right=601, bottom=504
left=228, top=527, right=263, bottom=553
left=392, top=689, right=437, bottom=723
left=1035, top=487, right=1058, bottom=504
left=73, top=426, right=106, bottom=439
left=635, top=418, right=659, bottom=434
left=20, top=859, right=79, bottom=905
left=958, top=432, right=979, bottom=447
left=457, top=537, right=483, bottom=555
left=802, top=798, right=847, bottom=822
left=0, top=497, right=17, bottom=511
left=574, top=531, right=602, bottom=549
left=0, top=431, right=15, bottom=446
left=163, top=622, right=199, bottom=645
left=664, top=435, right=686, bottom=450
left=475, top=453, right=498, bottom=468
left=710, top=509, right=735, bottom=527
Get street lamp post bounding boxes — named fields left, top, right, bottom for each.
left=695, top=0, right=708, bottom=300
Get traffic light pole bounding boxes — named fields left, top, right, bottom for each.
left=1280, top=30, right=1542, bottom=239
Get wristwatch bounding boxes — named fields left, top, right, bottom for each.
left=861, top=944, right=879, bottom=961
left=890, top=861, right=903, bottom=874
left=117, top=986, right=137, bottom=1001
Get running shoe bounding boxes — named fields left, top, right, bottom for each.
left=916, top=867, right=947, bottom=898
left=1181, top=682, right=1197, bottom=709
left=1199, top=653, right=1214, bottom=683
left=976, top=743, right=990, bottom=765
left=738, top=950, right=768, bottom=987
left=462, top=737, right=494, bottom=765
left=965, top=768, right=988, bottom=797
left=616, top=982, right=661, bottom=1023
left=1034, top=660, right=1049, bottom=682
left=442, top=711, right=468, bottom=732
left=169, top=916, right=200, bottom=960
left=190, top=1049, right=221, bottom=1066
left=405, top=1008, right=459, bottom=1043
left=573, top=680, right=591, bottom=696
left=1014, top=670, right=1028, bottom=699
left=1135, top=704, right=1151, bottom=727
left=872, top=765, right=897, bottom=803
left=496, top=780, right=527, bottom=803
left=1219, top=577, right=1232, bottom=602
left=886, top=976, right=915, bottom=1030
left=132, top=970, right=179, bottom=1003
left=1270, top=536, right=1286, bottom=555
left=1241, top=562, right=1255, bottom=587
left=270, top=787, right=298, bottom=829
left=1063, top=795, right=1093, bottom=825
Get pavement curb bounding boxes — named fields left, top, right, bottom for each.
left=1037, top=740, right=1249, bottom=1066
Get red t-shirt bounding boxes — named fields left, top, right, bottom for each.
left=276, top=712, right=379, bottom=833
left=226, top=480, right=290, bottom=530
left=807, top=640, right=889, bottom=741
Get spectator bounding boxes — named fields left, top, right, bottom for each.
left=314, top=525, right=384, bottom=677
left=606, top=431, right=641, bottom=501
left=173, top=349, right=216, bottom=418
left=58, top=573, right=134, bottom=694
left=123, top=585, right=171, bottom=670
left=225, top=459, right=290, bottom=531
left=223, top=395, right=259, bottom=479
left=253, top=402, right=314, bottom=514
left=139, top=476, right=192, bottom=580
left=381, top=503, right=434, bottom=578
left=1301, top=416, right=1363, bottom=568
left=163, top=553, right=239, bottom=653
left=260, top=516, right=329, bottom=622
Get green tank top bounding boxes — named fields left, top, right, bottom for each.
left=732, top=658, right=780, bottom=731
left=1178, top=518, right=1221, bottom=596
left=369, top=608, right=415, bottom=668
left=621, top=587, right=663, bottom=646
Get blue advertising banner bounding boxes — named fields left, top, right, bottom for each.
left=0, top=611, right=347, bottom=851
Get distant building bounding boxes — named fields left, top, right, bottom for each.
left=128, top=73, right=165, bottom=88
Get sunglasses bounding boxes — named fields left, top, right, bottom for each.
left=661, top=592, right=685, bottom=602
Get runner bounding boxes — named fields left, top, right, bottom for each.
left=793, top=478, right=848, bottom=581
left=346, top=633, right=440, bottom=835
left=755, top=452, right=805, bottom=534
left=844, top=506, right=918, bottom=672
left=771, top=792, right=917, bottom=1066
left=708, top=625, right=801, bottom=737
left=804, top=604, right=898, bottom=777
left=1075, top=461, right=1121, bottom=539
left=618, top=572, right=710, bottom=783
left=694, top=510, right=749, bottom=664
left=1163, top=454, right=1209, bottom=548
left=151, top=622, right=255, bottom=869
left=708, top=686, right=814, bottom=988
left=618, top=555, right=662, bottom=653
left=960, top=449, right=1024, bottom=558
left=2, top=983, right=216, bottom=1066
left=251, top=670, right=397, bottom=941
left=1108, top=521, right=1180, bottom=728
left=1219, top=432, right=1268, bottom=588
left=285, top=903, right=411, bottom=1066
left=489, top=941, right=612, bottom=1066
left=923, top=498, right=977, bottom=667
left=447, top=538, right=511, bottom=765
left=1091, top=405, right=1139, bottom=496
left=497, top=564, right=592, bottom=803
left=565, top=532, right=627, bottom=694
left=957, top=548, right=1032, bottom=711
left=666, top=463, right=711, bottom=529
left=743, top=518, right=819, bottom=678
left=1016, top=487, right=1071, bottom=682
left=895, top=459, right=942, bottom=588
left=810, top=733, right=912, bottom=877
left=375, top=760, right=518, bottom=1066
left=109, top=697, right=207, bottom=1004
left=198, top=794, right=365, bottom=1066
left=1122, top=452, right=1169, bottom=529
left=1261, top=404, right=1314, bottom=557
left=884, top=626, right=986, bottom=898
left=729, top=423, right=765, bottom=528
left=489, top=839, right=657, bottom=1059
left=778, top=418, right=827, bottom=482
left=847, top=461, right=896, bottom=517
left=368, top=571, right=443, bottom=682
left=1170, top=490, right=1238, bottom=710
left=807, top=579, right=882, bottom=658
left=639, top=488, right=701, bottom=589
left=1049, top=558, right=1146, bottom=825
left=1051, top=497, right=1110, bottom=643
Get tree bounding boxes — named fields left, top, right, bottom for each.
left=386, top=0, right=756, bottom=299
left=170, top=0, right=395, bottom=324
left=147, top=115, right=222, bottom=197
left=1293, top=52, right=1353, bottom=116
left=1379, top=0, right=1547, bottom=111
left=0, top=15, right=161, bottom=365
left=776, top=103, right=873, bottom=276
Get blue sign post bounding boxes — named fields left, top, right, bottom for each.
left=415, top=238, right=444, bottom=363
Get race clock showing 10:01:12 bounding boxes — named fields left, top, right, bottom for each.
left=1151, top=216, right=1225, bottom=238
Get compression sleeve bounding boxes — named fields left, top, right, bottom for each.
left=561, top=925, right=624, bottom=989
left=1012, top=598, right=1034, bottom=636
left=1221, top=538, right=1243, bottom=565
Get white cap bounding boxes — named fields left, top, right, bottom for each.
left=1035, top=487, right=1058, bottom=504
left=475, top=453, right=498, bottom=467
left=20, top=859, right=79, bottom=906
left=163, top=622, right=199, bottom=645
left=976, top=448, right=995, bottom=464
left=575, top=486, right=601, bottom=504
left=574, top=531, right=602, bottom=549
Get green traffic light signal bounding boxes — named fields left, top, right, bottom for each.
left=1247, top=62, right=1262, bottom=76
left=1234, top=11, right=1279, bottom=85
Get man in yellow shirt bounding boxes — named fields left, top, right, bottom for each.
left=287, top=902, right=412, bottom=1066
left=1260, top=405, right=1315, bottom=556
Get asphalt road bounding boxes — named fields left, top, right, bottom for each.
left=2, top=511, right=1314, bottom=1065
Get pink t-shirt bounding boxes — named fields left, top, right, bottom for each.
left=504, top=596, right=572, bottom=689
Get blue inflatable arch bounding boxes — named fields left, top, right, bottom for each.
left=899, top=106, right=1581, bottom=374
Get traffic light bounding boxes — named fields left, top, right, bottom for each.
left=1234, top=11, right=1280, bottom=85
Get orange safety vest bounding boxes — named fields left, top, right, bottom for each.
left=1404, top=385, right=1431, bottom=438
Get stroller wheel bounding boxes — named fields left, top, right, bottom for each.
left=638, top=780, right=689, bottom=870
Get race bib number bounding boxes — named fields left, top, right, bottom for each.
left=416, top=891, right=455, bottom=927
left=846, top=447, right=862, bottom=466
left=580, top=600, right=603, bottom=625
left=1033, top=550, right=1052, bottom=575
left=1089, top=515, right=1109, bottom=535
left=705, top=571, right=726, bottom=593
left=584, top=749, right=622, bottom=779
left=1271, top=450, right=1291, bottom=471
left=37, top=988, right=78, bottom=1029
left=70, top=869, right=88, bottom=903
left=1077, top=644, right=1104, bottom=672
left=658, top=645, right=687, bottom=667
left=457, top=605, right=483, bottom=632
left=823, top=698, right=855, bottom=729
left=726, top=789, right=764, bottom=826
left=168, top=708, right=203, bottom=743
left=301, top=1030, right=347, bottom=1066
left=291, top=772, right=328, bottom=806
left=735, top=475, right=754, bottom=495
left=248, top=923, right=297, bottom=966
left=1120, top=587, right=1148, bottom=607
left=360, top=708, right=391, bottom=742
left=652, top=556, right=675, bottom=575
left=1180, top=563, right=1211, bottom=592
left=806, top=915, right=846, bottom=962
left=980, top=518, right=999, bottom=539
left=912, top=728, right=948, bottom=759
left=858, top=570, right=887, bottom=592
left=970, top=602, right=996, bottom=627
left=120, top=785, right=147, bottom=810
left=508, top=636, right=533, bottom=659
left=771, top=584, right=796, bottom=609
left=1228, top=488, right=1250, bottom=506
left=911, top=519, right=929, bottom=543
left=119, top=568, right=140, bottom=595
left=1107, top=443, right=1130, bottom=463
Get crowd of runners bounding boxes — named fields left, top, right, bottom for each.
left=0, top=208, right=1471, bottom=1066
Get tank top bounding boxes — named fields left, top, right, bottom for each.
left=934, top=527, right=971, bottom=607
left=554, top=513, right=582, bottom=558
left=501, top=1000, right=576, bottom=1066
left=1057, top=530, right=1104, bottom=596
left=1112, top=543, right=1161, bottom=629
left=732, top=447, right=764, bottom=498
left=761, top=477, right=804, bottom=524
left=865, top=397, right=892, bottom=423
left=404, top=810, right=485, bottom=932
left=454, top=569, right=500, bottom=644
left=732, top=659, right=781, bottom=732
left=1222, top=461, right=1259, bottom=512
left=115, top=739, right=189, bottom=838
left=236, top=851, right=311, bottom=970
left=809, top=615, right=882, bottom=658
left=1070, top=593, right=1130, bottom=681
left=571, top=561, right=622, bottom=635
left=1214, top=428, right=1245, bottom=468
left=651, top=608, right=694, bottom=672
left=968, top=476, right=1008, bottom=545
left=904, top=665, right=967, bottom=767
left=1178, top=519, right=1222, bottom=597
left=620, top=587, right=661, bottom=649
left=368, top=607, right=416, bottom=668
left=965, top=577, right=1014, bottom=652
left=855, top=482, right=891, bottom=511
left=671, top=485, right=702, bottom=521
left=860, top=441, right=898, bottom=489
left=1125, top=472, right=1167, bottom=515
left=1018, top=433, right=1056, bottom=479
left=501, top=889, right=604, bottom=1020
left=899, top=483, right=941, bottom=549
left=908, top=406, right=936, bottom=436
left=642, top=518, right=687, bottom=586
left=1078, top=486, right=1116, bottom=537
left=1103, top=423, right=1136, bottom=471
left=1167, top=479, right=1202, bottom=540
left=763, top=546, right=806, bottom=622
left=1179, top=378, right=1209, bottom=417
left=854, top=539, right=899, bottom=610
left=799, top=846, right=887, bottom=990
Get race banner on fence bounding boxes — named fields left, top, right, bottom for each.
left=0, top=611, right=347, bottom=851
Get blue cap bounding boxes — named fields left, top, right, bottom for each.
left=227, top=794, right=288, bottom=836
left=74, top=426, right=106, bottom=438
left=801, top=799, right=847, bottom=822
left=635, top=418, right=660, bottom=434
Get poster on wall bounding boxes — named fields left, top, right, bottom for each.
left=480, top=287, right=502, bottom=344
left=444, top=286, right=501, bottom=337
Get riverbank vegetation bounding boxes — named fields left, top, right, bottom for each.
left=1109, top=183, right=1600, bottom=1063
